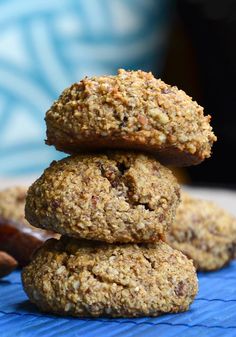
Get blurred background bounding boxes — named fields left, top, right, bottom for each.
left=0, top=0, right=235, bottom=188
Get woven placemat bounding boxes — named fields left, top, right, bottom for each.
left=0, top=262, right=236, bottom=337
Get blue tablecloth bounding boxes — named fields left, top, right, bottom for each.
left=0, top=262, right=236, bottom=337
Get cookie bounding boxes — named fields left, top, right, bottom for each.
left=45, top=69, right=216, bottom=166
left=25, top=152, right=180, bottom=243
left=0, top=186, right=28, bottom=226
left=0, top=186, right=57, bottom=266
left=166, top=193, right=236, bottom=271
left=22, top=237, right=198, bottom=317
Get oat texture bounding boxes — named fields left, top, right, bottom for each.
left=25, top=152, right=180, bottom=243
left=22, top=237, right=198, bottom=317
left=45, top=69, right=216, bottom=166
left=166, top=193, right=236, bottom=271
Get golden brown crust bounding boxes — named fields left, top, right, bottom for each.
left=25, top=152, right=180, bottom=243
left=22, top=237, right=198, bottom=317
left=45, top=69, right=216, bottom=166
left=166, top=193, right=236, bottom=271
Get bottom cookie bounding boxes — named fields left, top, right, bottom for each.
left=166, top=193, right=236, bottom=271
left=22, top=237, right=198, bottom=317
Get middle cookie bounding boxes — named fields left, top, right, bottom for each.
left=25, top=152, right=180, bottom=243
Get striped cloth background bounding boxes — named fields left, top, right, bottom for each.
left=0, top=0, right=173, bottom=176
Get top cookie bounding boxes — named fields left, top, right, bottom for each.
left=45, top=69, right=216, bottom=166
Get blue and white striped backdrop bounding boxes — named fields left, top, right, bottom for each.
left=0, top=0, right=173, bottom=176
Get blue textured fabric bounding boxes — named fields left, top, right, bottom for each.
left=0, top=0, right=172, bottom=176
left=0, top=262, right=236, bottom=337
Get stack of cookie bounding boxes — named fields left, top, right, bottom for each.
left=22, top=69, right=216, bottom=317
